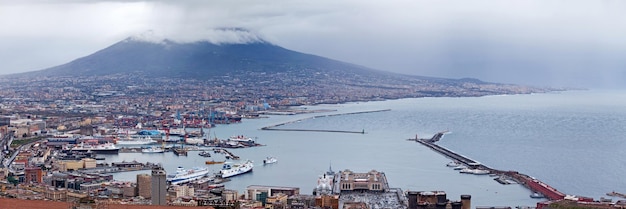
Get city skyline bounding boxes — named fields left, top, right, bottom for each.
left=1, top=0, right=625, bottom=88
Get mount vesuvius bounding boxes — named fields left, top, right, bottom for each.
left=5, top=36, right=554, bottom=98
left=22, top=37, right=395, bottom=79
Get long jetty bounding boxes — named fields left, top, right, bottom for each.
left=262, top=128, right=365, bottom=134
left=409, top=134, right=483, bottom=169
left=408, top=132, right=567, bottom=201
left=260, top=109, right=391, bottom=134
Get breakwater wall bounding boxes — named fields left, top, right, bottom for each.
left=260, top=109, right=390, bottom=134
left=409, top=135, right=567, bottom=201
left=409, top=137, right=485, bottom=169
left=262, top=128, right=365, bottom=134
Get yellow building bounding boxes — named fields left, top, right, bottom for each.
left=172, top=185, right=195, bottom=198
left=222, top=189, right=239, bottom=202
left=45, top=187, right=68, bottom=201
left=170, top=199, right=198, bottom=206
left=265, top=193, right=288, bottom=209
left=315, top=194, right=339, bottom=209
left=56, top=158, right=96, bottom=171
left=0, top=167, right=9, bottom=180
left=83, top=158, right=96, bottom=169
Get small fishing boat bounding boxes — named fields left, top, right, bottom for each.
left=205, top=160, right=225, bottom=165
left=198, top=151, right=211, bottom=157
left=263, top=157, right=278, bottom=165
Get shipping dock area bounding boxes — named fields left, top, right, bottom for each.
left=80, top=160, right=161, bottom=174
left=212, top=148, right=240, bottom=160
left=408, top=132, right=567, bottom=201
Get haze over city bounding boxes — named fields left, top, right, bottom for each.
left=1, top=0, right=625, bottom=88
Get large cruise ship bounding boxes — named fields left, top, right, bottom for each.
left=220, top=160, right=253, bottom=178
left=116, top=135, right=157, bottom=145
left=166, top=166, right=210, bottom=185
left=66, top=142, right=120, bottom=154
left=228, top=135, right=255, bottom=143
left=141, top=146, right=164, bottom=153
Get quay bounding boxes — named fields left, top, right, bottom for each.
left=260, top=109, right=390, bottom=134
left=119, top=147, right=143, bottom=153
left=213, top=148, right=239, bottom=160
left=173, top=147, right=188, bottom=156
left=80, top=161, right=160, bottom=174
left=409, top=132, right=567, bottom=201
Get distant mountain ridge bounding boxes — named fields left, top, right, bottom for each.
left=23, top=37, right=403, bottom=80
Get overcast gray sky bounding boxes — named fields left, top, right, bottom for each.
left=1, top=0, right=625, bottom=88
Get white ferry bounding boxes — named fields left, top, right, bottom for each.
left=167, top=167, right=210, bottom=185
left=228, top=135, right=255, bottom=143
left=116, top=135, right=157, bottom=145
left=185, top=137, right=205, bottom=145
left=141, top=146, right=164, bottom=153
left=220, top=160, right=254, bottom=178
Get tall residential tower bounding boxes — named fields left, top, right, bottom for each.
left=151, top=167, right=167, bottom=205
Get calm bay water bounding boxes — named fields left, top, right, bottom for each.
left=103, top=90, right=626, bottom=207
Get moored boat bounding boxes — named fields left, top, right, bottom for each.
left=446, top=161, right=461, bottom=167
left=67, top=142, right=119, bottom=154
left=198, top=151, right=211, bottom=157
left=169, top=128, right=186, bottom=136
left=206, top=160, right=225, bottom=165
left=185, top=137, right=205, bottom=145
left=141, top=146, right=165, bottom=153
left=228, top=135, right=255, bottom=143
left=606, top=191, right=626, bottom=198
left=453, top=165, right=466, bottom=170
left=116, top=135, right=157, bottom=145
left=459, top=168, right=490, bottom=175
left=263, top=157, right=277, bottom=165
left=220, top=160, right=253, bottom=178
left=162, top=136, right=181, bottom=143
left=166, top=166, right=210, bottom=185
left=530, top=192, right=545, bottom=198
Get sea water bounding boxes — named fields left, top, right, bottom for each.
left=103, top=90, right=626, bottom=207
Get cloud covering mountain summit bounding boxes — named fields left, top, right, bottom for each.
left=128, top=28, right=267, bottom=45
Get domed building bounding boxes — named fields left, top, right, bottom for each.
left=313, top=164, right=336, bottom=195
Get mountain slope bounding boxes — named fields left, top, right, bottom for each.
left=1, top=36, right=557, bottom=104
left=30, top=38, right=394, bottom=79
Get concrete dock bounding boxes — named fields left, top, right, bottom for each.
left=212, top=148, right=239, bottom=160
